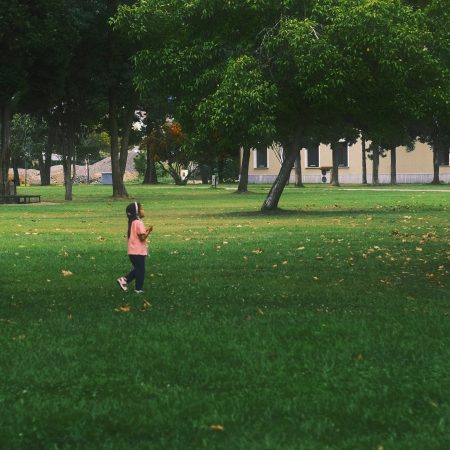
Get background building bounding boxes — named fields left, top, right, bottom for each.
left=247, top=140, right=450, bottom=184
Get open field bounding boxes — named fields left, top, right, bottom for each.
left=1, top=183, right=449, bottom=449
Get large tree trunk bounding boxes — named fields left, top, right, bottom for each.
left=143, top=143, right=158, bottom=184
left=261, top=130, right=301, bottom=211
left=119, top=90, right=139, bottom=176
left=330, top=141, right=340, bottom=186
left=372, top=146, right=380, bottom=185
left=237, top=147, right=250, bottom=193
left=361, top=137, right=367, bottom=184
left=294, top=151, right=304, bottom=187
left=0, top=101, right=12, bottom=196
left=431, top=143, right=441, bottom=184
left=390, top=147, right=397, bottom=185
left=109, top=88, right=128, bottom=198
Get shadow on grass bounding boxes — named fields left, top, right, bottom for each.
left=212, top=204, right=444, bottom=220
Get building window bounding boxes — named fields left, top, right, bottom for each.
left=336, top=141, right=349, bottom=167
left=255, top=148, right=268, bottom=168
left=440, top=151, right=450, bottom=166
left=307, top=147, right=319, bottom=167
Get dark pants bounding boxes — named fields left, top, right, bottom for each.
left=126, top=255, right=146, bottom=290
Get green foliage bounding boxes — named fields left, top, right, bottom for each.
left=194, top=55, right=277, bottom=151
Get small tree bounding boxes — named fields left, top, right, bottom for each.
left=141, top=120, right=191, bottom=185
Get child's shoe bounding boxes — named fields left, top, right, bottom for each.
left=134, top=290, right=144, bottom=294
left=117, top=277, right=128, bottom=292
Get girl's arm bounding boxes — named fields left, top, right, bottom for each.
left=138, top=225, right=153, bottom=242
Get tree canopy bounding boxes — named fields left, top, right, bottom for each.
left=2, top=0, right=449, bottom=203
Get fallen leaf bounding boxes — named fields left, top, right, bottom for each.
left=140, top=300, right=152, bottom=312
left=252, top=248, right=263, bottom=254
left=209, top=425, right=224, bottom=431
left=61, top=270, right=73, bottom=276
left=114, top=304, right=131, bottom=313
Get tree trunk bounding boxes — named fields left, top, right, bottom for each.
left=13, top=156, right=20, bottom=186
left=431, top=144, right=441, bottom=184
left=41, top=126, right=56, bottom=186
left=330, top=142, right=340, bottom=186
left=361, top=137, right=367, bottom=184
left=200, top=164, right=210, bottom=184
left=63, top=155, right=73, bottom=200
left=217, top=156, right=224, bottom=183
left=143, top=143, right=158, bottom=184
left=63, top=120, right=76, bottom=201
left=372, top=146, right=380, bottom=185
left=390, top=147, right=397, bottom=185
left=119, top=90, right=139, bottom=176
left=109, top=88, right=128, bottom=198
left=107, top=0, right=128, bottom=199
left=72, top=150, right=77, bottom=181
left=261, top=131, right=301, bottom=211
left=0, top=101, right=12, bottom=196
left=294, top=151, right=304, bottom=187
left=237, top=147, right=250, bottom=193
left=42, top=148, right=51, bottom=185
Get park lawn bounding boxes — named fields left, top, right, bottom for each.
left=0, top=183, right=449, bottom=450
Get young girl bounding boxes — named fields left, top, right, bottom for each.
left=117, top=202, right=153, bottom=294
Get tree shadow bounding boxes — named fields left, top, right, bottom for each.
left=211, top=204, right=442, bottom=220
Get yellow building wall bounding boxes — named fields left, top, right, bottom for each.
left=246, top=140, right=450, bottom=184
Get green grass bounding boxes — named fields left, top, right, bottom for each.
left=1, top=183, right=449, bottom=449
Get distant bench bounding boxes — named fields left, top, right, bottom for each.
left=0, top=195, right=41, bottom=204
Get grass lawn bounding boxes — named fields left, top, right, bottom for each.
left=1, top=183, right=449, bottom=449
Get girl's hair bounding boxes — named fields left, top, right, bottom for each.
left=126, top=202, right=141, bottom=238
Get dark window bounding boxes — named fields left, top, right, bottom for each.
left=336, top=141, right=348, bottom=167
left=307, top=147, right=319, bottom=167
left=440, top=150, right=450, bottom=166
left=256, top=149, right=268, bottom=168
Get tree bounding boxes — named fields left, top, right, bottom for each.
left=0, top=1, right=34, bottom=194
left=116, top=0, right=447, bottom=208
left=193, top=56, right=277, bottom=193
left=10, top=113, right=48, bottom=185
left=415, top=0, right=450, bottom=184
left=142, top=120, right=191, bottom=185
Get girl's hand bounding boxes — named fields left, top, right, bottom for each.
left=146, top=225, right=153, bottom=234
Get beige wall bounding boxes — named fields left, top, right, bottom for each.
left=246, top=140, right=450, bottom=184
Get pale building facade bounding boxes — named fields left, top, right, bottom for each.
left=247, top=140, right=450, bottom=184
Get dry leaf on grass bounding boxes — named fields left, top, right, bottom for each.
left=209, top=425, right=224, bottom=431
left=61, top=270, right=73, bottom=276
left=140, top=300, right=152, bottom=312
left=115, top=304, right=131, bottom=313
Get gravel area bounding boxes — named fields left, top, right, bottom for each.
left=8, top=150, right=139, bottom=185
